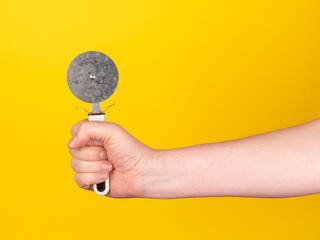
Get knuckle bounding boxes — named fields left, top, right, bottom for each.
left=77, top=123, right=85, bottom=135
left=74, top=174, right=85, bottom=188
left=82, top=121, right=90, bottom=131
left=70, top=158, right=76, bottom=171
left=71, top=119, right=88, bottom=136
left=68, top=147, right=74, bottom=155
left=74, top=174, right=81, bottom=186
left=109, top=122, right=120, bottom=130
left=78, top=121, right=91, bottom=136
left=70, top=125, right=76, bottom=135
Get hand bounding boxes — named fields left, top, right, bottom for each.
left=68, top=120, right=156, bottom=198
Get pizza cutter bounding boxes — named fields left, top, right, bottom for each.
left=67, top=51, right=119, bottom=196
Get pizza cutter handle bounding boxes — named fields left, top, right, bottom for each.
left=88, top=114, right=110, bottom=196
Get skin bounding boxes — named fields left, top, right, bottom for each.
left=68, top=119, right=320, bottom=198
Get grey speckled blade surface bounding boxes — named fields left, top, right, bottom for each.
left=67, top=51, right=119, bottom=103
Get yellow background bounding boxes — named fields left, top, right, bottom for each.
left=0, top=0, right=320, bottom=239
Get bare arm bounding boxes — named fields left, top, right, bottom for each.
left=68, top=119, right=320, bottom=198
left=144, top=119, right=320, bottom=198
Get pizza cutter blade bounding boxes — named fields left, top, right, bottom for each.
left=67, top=51, right=119, bottom=196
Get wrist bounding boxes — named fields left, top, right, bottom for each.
left=139, top=149, right=195, bottom=199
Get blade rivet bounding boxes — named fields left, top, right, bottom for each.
left=89, top=74, right=96, bottom=80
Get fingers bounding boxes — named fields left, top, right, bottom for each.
left=71, top=158, right=113, bottom=173
left=68, top=121, right=121, bottom=149
left=70, top=119, right=87, bottom=137
left=70, top=120, right=103, bottom=146
left=69, top=120, right=121, bottom=191
left=71, top=158, right=112, bottom=190
left=74, top=172, right=108, bottom=190
left=69, top=145, right=107, bottom=161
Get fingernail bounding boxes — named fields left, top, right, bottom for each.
left=100, top=151, right=107, bottom=160
left=98, top=172, right=106, bottom=180
left=68, top=137, right=77, bottom=147
left=102, top=163, right=110, bottom=171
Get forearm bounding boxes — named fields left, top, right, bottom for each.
left=144, top=119, right=320, bottom=198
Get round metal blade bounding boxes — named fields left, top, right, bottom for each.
left=67, top=51, right=119, bottom=103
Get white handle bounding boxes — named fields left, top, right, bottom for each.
left=89, top=114, right=110, bottom=196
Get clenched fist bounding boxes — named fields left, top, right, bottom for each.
left=68, top=120, right=156, bottom=198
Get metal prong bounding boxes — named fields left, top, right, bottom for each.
left=102, top=103, right=115, bottom=113
left=76, top=107, right=89, bottom=114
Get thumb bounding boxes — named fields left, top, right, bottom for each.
left=68, top=121, right=119, bottom=149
